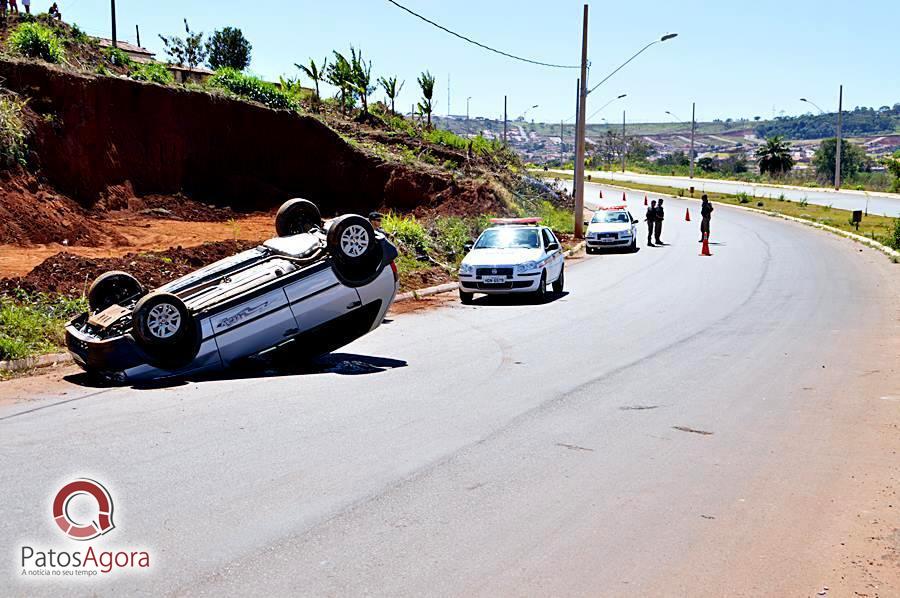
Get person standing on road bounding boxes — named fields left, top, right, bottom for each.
left=700, top=195, right=713, bottom=242
left=368, top=211, right=385, bottom=234
left=645, top=200, right=657, bottom=247
left=654, top=198, right=665, bottom=245
left=21, top=0, right=28, bottom=14
left=8, top=0, right=17, bottom=15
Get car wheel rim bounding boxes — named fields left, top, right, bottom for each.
left=340, top=225, right=369, bottom=258
left=146, top=303, right=181, bottom=339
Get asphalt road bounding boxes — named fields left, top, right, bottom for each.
left=2, top=190, right=898, bottom=597
left=553, top=169, right=900, bottom=217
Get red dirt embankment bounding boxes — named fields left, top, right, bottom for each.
left=0, top=58, right=503, bottom=221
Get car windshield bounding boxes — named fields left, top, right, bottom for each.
left=474, top=228, right=540, bottom=249
left=592, top=211, right=630, bottom=224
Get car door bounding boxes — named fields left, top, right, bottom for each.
left=542, top=228, right=563, bottom=281
left=284, top=267, right=362, bottom=336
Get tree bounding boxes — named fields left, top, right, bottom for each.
left=159, top=19, right=206, bottom=72
left=206, top=27, right=252, bottom=70
left=755, top=135, right=794, bottom=176
left=417, top=70, right=435, bottom=128
left=296, top=57, right=327, bottom=108
left=349, top=46, right=374, bottom=117
left=378, top=75, right=404, bottom=114
left=883, top=149, right=900, bottom=193
left=326, top=51, right=354, bottom=114
left=697, top=156, right=716, bottom=172
left=813, top=138, right=866, bottom=182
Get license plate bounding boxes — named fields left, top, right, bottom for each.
left=483, top=275, right=506, bottom=284
left=601, top=237, right=617, bottom=242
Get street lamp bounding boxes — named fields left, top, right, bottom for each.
left=586, top=93, right=626, bottom=123
left=800, top=87, right=844, bottom=189
left=665, top=107, right=696, bottom=178
left=799, top=98, right=825, bottom=115
left=573, top=16, right=678, bottom=238
left=521, top=104, right=539, bottom=120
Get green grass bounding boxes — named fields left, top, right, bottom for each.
left=0, top=292, right=86, bottom=361
left=129, top=62, right=174, bottom=85
left=7, top=22, right=64, bottom=63
left=0, top=95, right=29, bottom=167
left=537, top=171, right=899, bottom=250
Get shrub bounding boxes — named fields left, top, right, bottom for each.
left=737, top=192, right=751, bottom=204
left=431, top=217, right=470, bottom=261
left=0, top=293, right=86, bottom=360
left=890, top=219, right=900, bottom=251
left=208, top=68, right=296, bottom=110
left=7, top=22, right=64, bottom=63
left=103, top=46, right=134, bottom=69
left=0, top=95, right=29, bottom=167
left=130, top=62, right=174, bottom=84
left=383, top=214, right=431, bottom=255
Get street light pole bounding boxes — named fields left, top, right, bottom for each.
left=621, top=110, right=626, bottom=173
left=503, top=95, right=508, bottom=146
left=689, top=102, right=696, bottom=179
left=835, top=84, right=843, bottom=190
left=573, top=78, right=581, bottom=197
left=574, top=4, right=589, bottom=239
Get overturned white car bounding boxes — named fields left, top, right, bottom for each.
left=65, top=199, right=399, bottom=382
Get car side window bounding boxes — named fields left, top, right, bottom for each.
left=542, top=228, right=554, bottom=249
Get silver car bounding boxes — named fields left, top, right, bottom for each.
left=65, top=199, right=398, bottom=383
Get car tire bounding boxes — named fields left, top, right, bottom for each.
left=275, top=198, right=322, bottom=237
left=88, top=271, right=145, bottom=313
left=630, top=238, right=638, bottom=252
left=533, top=271, right=547, bottom=304
left=327, top=214, right=385, bottom=287
left=552, top=265, right=565, bottom=294
left=132, top=292, right=200, bottom=370
left=459, top=289, right=474, bottom=304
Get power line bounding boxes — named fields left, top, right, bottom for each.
left=385, top=0, right=579, bottom=69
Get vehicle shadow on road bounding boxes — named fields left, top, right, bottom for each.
left=63, top=351, right=408, bottom=390
left=469, top=291, right=569, bottom=307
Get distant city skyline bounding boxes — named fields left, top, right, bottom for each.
left=59, top=0, right=899, bottom=124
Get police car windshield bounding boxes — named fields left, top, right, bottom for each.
left=592, top=211, right=629, bottom=224
left=475, top=228, right=540, bottom=249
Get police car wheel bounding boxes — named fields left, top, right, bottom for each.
left=533, top=272, right=547, bottom=303
left=132, top=292, right=200, bottom=370
left=552, top=266, right=565, bottom=294
left=459, top=289, right=474, bottom=304
left=275, top=198, right=322, bottom=236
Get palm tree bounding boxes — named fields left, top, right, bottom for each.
left=349, top=46, right=374, bottom=116
left=296, top=57, right=327, bottom=108
left=417, top=70, right=435, bottom=128
left=378, top=75, right=404, bottom=115
left=756, top=136, right=794, bottom=176
left=326, top=51, right=354, bottom=115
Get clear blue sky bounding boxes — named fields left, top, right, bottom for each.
left=54, top=0, right=899, bottom=124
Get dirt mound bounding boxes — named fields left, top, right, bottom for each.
left=0, top=240, right=258, bottom=297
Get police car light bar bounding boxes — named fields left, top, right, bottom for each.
left=596, top=205, right=627, bottom=210
left=489, top=217, right=543, bottom=225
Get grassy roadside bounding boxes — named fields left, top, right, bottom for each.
left=0, top=292, right=85, bottom=368
left=537, top=171, right=900, bottom=253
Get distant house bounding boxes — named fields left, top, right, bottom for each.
left=167, top=64, right=215, bottom=85
left=97, top=39, right=156, bottom=64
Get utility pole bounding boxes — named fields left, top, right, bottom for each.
left=447, top=74, right=451, bottom=118
left=621, top=110, right=626, bottom=173
left=689, top=102, right=696, bottom=179
left=135, top=24, right=141, bottom=47
left=572, top=79, right=580, bottom=197
left=560, top=120, right=564, bottom=165
left=110, top=0, right=118, bottom=48
left=574, top=4, right=589, bottom=239
left=835, top=84, right=843, bottom=190
left=502, top=98, right=507, bottom=145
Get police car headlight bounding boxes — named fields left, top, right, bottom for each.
left=620, top=230, right=632, bottom=237
left=459, top=263, right=474, bottom=276
left=516, top=261, right=539, bottom=273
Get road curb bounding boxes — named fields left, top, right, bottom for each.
left=394, top=241, right=588, bottom=303
left=592, top=181, right=900, bottom=262
left=0, top=351, right=72, bottom=374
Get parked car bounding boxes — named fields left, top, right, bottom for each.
left=585, top=205, right=638, bottom=253
left=65, top=199, right=399, bottom=383
left=457, top=218, right=565, bottom=304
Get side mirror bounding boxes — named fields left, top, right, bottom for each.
left=463, top=241, right=474, bottom=252
left=546, top=242, right=560, bottom=251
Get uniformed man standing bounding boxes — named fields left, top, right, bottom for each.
left=368, top=211, right=385, bottom=234
left=645, top=200, right=657, bottom=247
left=654, top=198, right=665, bottom=245
left=700, top=195, right=714, bottom=242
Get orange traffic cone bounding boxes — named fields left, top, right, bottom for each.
left=598, top=190, right=603, bottom=199
left=685, top=208, right=691, bottom=221
left=622, top=191, right=627, bottom=202
left=644, top=196, right=648, bottom=206
left=700, top=232, right=712, bottom=256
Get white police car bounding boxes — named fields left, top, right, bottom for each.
left=457, top=218, right=565, bottom=304
left=585, top=205, right=638, bottom=253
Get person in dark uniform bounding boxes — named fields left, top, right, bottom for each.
left=368, top=211, right=384, bottom=234
left=700, top=195, right=713, bottom=242
left=645, top=200, right=657, bottom=247
left=654, top=198, right=665, bottom=244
